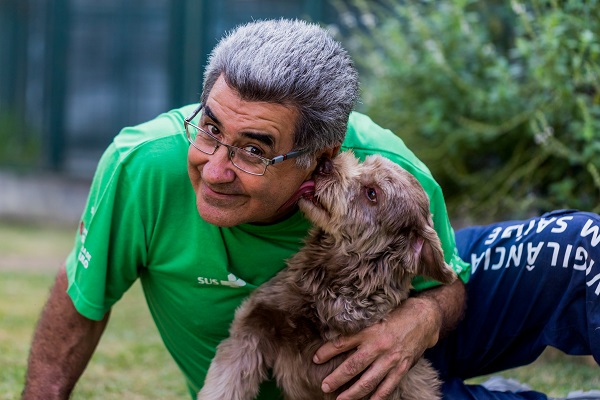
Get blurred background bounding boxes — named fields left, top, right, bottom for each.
left=0, top=0, right=341, bottom=225
left=1, top=0, right=599, bottom=226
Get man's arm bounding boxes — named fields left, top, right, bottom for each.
left=22, top=264, right=110, bottom=400
left=313, top=279, right=466, bottom=400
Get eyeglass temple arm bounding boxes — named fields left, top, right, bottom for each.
left=185, top=103, right=204, bottom=122
left=270, top=150, right=306, bottom=165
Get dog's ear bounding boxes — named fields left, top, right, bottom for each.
left=410, top=220, right=456, bottom=285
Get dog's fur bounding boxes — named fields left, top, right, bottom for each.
left=197, top=152, right=457, bottom=400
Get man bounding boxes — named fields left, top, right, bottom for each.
left=23, top=19, right=598, bottom=400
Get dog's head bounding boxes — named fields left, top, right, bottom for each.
left=298, top=151, right=456, bottom=285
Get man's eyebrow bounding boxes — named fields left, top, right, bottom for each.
left=245, top=132, right=275, bottom=149
left=203, top=105, right=221, bottom=126
left=203, top=105, right=275, bottom=149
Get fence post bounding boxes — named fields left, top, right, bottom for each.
left=43, top=0, right=70, bottom=171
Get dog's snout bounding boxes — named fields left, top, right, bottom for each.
left=317, top=157, right=334, bottom=175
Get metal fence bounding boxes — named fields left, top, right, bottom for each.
left=0, top=0, right=337, bottom=178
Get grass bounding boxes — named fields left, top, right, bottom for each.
left=468, top=352, right=600, bottom=396
left=0, top=270, right=188, bottom=400
left=0, top=220, right=598, bottom=399
left=0, top=221, right=187, bottom=400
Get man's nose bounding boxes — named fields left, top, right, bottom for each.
left=203, top=144, right=236, bottom=180
left=214, top=143, right=235, bottom=163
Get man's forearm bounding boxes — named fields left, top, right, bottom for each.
left=22, top=265, right=109, bottom=400
left=412, top=279, right=466, bottom=341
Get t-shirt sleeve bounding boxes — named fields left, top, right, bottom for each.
left=66, top=141, right=147, bottom=321
left=343, top=112, right=471, bottom=290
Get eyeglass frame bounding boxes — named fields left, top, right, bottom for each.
left=184, top=103, right=308, bottom=176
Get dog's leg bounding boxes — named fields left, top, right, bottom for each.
left=197, top=335, right=267, bottom=400
left=198, top=299, right=275, bottom=400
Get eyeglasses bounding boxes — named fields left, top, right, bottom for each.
left=184, top=104, right=307, bottom=176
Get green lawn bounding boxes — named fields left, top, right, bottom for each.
left=0, top=221, right=598, bottom=399
left=0, top=271, right=188, bottom=400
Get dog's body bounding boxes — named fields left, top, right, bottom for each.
left=198, top=152, right=456, bottom=400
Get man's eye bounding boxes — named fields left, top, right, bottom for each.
left=205, top=124, right=220, bottom=136
left=242, top=145, right=265, bottom=158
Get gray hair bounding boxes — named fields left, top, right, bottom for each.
left=201, top=19, right=359, bottom=168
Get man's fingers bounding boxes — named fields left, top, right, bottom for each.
left=313, top=311, right=427, bottom=399
left=320, top=347, right=374, bottom=394
left=334, top=356, right=412, bottom=400
left=313, top=335, right=357, bottom=364
left=330, top=358, right=387, bottom=400
left=368, top=358, right=412, bottom=400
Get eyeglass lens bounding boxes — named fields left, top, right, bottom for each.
left=186, top=123, right=268, bottom=175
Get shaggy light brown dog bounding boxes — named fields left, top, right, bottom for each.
left=198, top=152, right=457, bottom=400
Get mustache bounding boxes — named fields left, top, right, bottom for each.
left=203, top=182, right=245, bottom=196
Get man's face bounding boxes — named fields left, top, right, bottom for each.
left=187, top=76, right=317, bottom=227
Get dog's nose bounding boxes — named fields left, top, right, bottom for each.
left=317, top=157, right=334, bottom=175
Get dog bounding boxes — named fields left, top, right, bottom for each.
left=198, top=152, right=457, bottom=400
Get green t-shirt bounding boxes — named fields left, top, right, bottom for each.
left=65, top=104, right=470, bottom=398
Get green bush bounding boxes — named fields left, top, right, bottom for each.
left=338, top=0, right=600, bottom=222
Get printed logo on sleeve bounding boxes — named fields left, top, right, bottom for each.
left=77, top=221, right=92, bottom=269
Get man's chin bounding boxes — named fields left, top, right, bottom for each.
left=197, top=208, right=242, bottom=227
left=196, top=201, right=244, bottom=227
left=196, top=203, right=296, bottom=227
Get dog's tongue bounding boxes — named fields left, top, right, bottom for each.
left=278, top=180, right=315, bottom=212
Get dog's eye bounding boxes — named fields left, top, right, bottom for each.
left=365, top=187, right=377, bottom=203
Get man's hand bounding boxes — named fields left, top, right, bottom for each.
left=313, top=279, right=465, bottom=400
left=22, top=264, right=109, bottom=400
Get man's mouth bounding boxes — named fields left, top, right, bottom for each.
left=200, top=182, right=246, bottom=207
left=202, top=181, right=244, bottom=196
